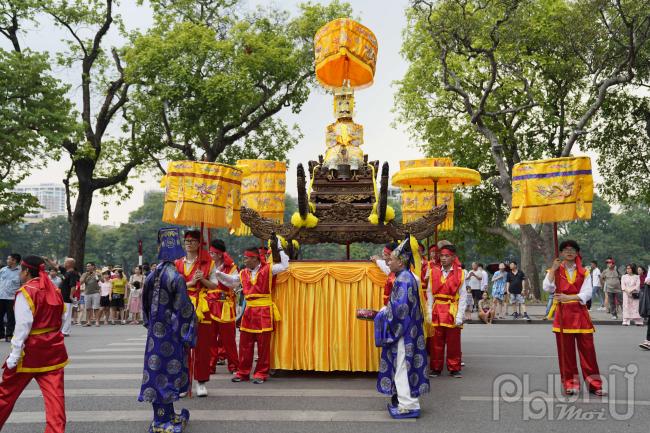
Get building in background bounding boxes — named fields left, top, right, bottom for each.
left=13, top=183, right=67, bottom=220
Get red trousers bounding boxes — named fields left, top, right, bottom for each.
left=0, top=368, right=65, bottom=433
left=193, top=322, right=214, bottom=382
left=209, top=321, right=238, bottom=373
left=555, top=332, right=602, bottom=392
left=236, top=331, right=271, bottom=380
left=429, top=326, right=462, bottom=372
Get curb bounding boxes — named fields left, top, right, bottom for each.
left=464, top=318, right=639, bottom=326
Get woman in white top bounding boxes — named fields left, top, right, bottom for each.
left=97, top=270, right=113, bottom=326
left=621, top=264, right=643, bottom=326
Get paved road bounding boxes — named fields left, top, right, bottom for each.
left=1, top=323, right=648, bottom=433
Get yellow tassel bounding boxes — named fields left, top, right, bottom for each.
left=291, top=211, right=319, bottom=228
left=292, top=240, right=300, bottom=250
left=368, top=203, right=395, bottom=224
left=385, top=205, right=395, bottom=222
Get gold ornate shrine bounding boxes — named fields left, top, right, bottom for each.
left=241, top=18, right=447, bottom=246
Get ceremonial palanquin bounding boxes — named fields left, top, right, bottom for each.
left=240, top=18, right=448, bottom=245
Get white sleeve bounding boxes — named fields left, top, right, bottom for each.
left=375, top=260, right=390, bottom=276
left=456, top=281, right=467, bottom=324
left=577, top=272, right=593, bottom=305
left=7, top=292, right=34, bottom=369
left=215, top=270, right=240, bottom=288
left=645, top=274, right=650, bottom=285
left=481, top=271, right=488, bottom=290
left=543, top=272, right=556, bottom=293
left=271, top=250, right=289, bottom=275
left=208, top=265, right=219, bottom=284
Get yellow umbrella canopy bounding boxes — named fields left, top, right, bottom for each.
left=314, top=18, right=378, bottom=89
left=399, top=158, right=456, bottom=230
left=507, top=156, right=593, bottom=225
left=161, top=160, right=243, bottom=229
left=392, top=166, right=481, bottom=188
left=234, top=159, right=287, bottom=236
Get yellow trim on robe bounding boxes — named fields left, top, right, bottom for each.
left=245, top=294, right=282, bottom=322
left=17, top=358, right=68, bottom=373
left=187, top=288, right=211, bottom=324
left=20, top=287, right=36, bottom=316
left=29, top=327, right=57, bottom=335
left=552, top=327, right=595, bottom=334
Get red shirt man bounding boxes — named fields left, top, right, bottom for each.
left=0, top=256, right=68, bottom=432
left=216, top=242, right=289, bottom=383
left=543, top=239, right=604, bottom=396
left=425, top=243, right=467, bottom=378
left=207, top=239, right=239, bottom=374
left=174, top=230, right=216, bottom=397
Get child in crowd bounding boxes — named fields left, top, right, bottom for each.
left=464, top=287, right=474, bottom=321
left=128, top=281, right=142, bottom=324
left=478, top=292, right=495, bottom=324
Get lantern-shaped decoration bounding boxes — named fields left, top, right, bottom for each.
left=399, top=158, right=455, bottom=231
left=161, top=161, right=242, bottom=229
left=234, top=159, right=287, bottom=236
left=507, top=156, right=593, bottom=225
left=314, top=18, right=378, bottom=89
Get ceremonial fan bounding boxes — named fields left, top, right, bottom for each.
left=160, top=160, right=245, bottom=396
left=506, top=156, right=594, bottom=382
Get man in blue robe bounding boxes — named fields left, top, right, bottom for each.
left=139, top=227, right=197, bottom=433
left=374, top=236, right=430, bottom=419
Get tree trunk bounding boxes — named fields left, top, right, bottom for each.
left=68, top=163, right=95, bottom=267
left=519, top=228, right=541, bottom=300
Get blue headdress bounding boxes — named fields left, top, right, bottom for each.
left=157, top=227, right=185, bottom=262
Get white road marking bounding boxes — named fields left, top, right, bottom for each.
left=6, top=410, right=411, bottom=423
left=18, top=388, right=382, bottom=398
left=461, top=396, right=650, bottom=406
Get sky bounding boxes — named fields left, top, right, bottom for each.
left=16, top=0, right=426, bottom=225
left=15, top=0, right=602, bottom=225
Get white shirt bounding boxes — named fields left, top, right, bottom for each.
left=466, top=269, right=483, bottom=291
left=542, top=264, right=592, bottom=305
left=216, top=249, right=289, bottom=288
left=479, top=267, right=489, bottom=291
left=425, top=266, right=467, bottom=326
left=590, top=267, right=601, bottom=287
left=375, top=259, right=390, bottom=276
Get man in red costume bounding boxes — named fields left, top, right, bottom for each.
left=425, top=243, right=467, bottom=378
left=371, top=242, right=398, bottom=305
left=544, top=240, right=605, bottom=396
left=207, top=239, right=239, bottom=374
left=0, top=255, right=68, bottom=433
left=174, top=230, right=216, bottom=397
left=216, top=237, right=288, bottom=384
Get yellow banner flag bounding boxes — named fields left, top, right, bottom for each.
left=507, top=156, right=593, bottom=225
left=234, top=160, right=287, bottom=236
left=161, top=161, right=242, bottom=229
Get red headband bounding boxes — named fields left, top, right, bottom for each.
left=209, top=247, right=224, bottom=256
left=21, top=261, right=45, bottom=272
left=383, top=247, right=393, bottom=256
left=440, top=247, right=455, bottom=256
left=429, top=245, right=439, bottom=254
left=244, top=251, right=260, bottom=258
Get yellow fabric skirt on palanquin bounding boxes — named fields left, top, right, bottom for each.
left=271, top=261, right=387, bottom=372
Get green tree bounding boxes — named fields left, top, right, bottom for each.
left=0, top=2, right=74, bottom=223
left=124, top=0, right=352, bottom=166
left=396, top=0, right=650, bottom=297
left=588, top=93, right=650, bottom=205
